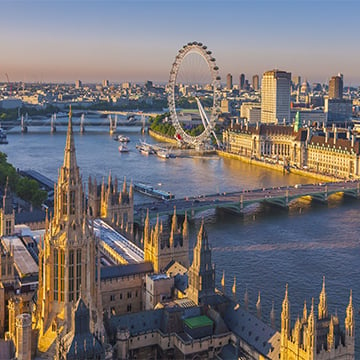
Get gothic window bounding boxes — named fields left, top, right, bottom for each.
left=110, top=294, right=115, bottom=302
left=68, top=250, right=74, bottom=302
left=1, top=264, right=6, bottom=276
left=123, top=212, right=128, bottom=226
left=127, top=304, right=132, bottom=312
left=70, top=190, right=76, bottom=215
left=54, top=249, right=58, bottom=301
left=60, top=250, right=65, bottom=301
left=76, top=249, right=81, bottom=298
left=5, top=219, right=12, bottom=235
left=62, top=192, right=67, bottom=215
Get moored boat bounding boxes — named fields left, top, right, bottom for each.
left=118, top=144, right=129, bottom=153
left=114, top=134, right=130, bottom=142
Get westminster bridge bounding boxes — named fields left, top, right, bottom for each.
left=134, top=180, right=360, bottom=223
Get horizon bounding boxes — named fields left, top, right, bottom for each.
left=1, top=1, right=360, bottom=86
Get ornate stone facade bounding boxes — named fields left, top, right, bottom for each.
left=143, top=208, right=189, bottom=273
left=36, top=113, right=103, bottom=355
left=88, top=174, right=134, bottom=241
left=280, top=279, right=354, bottom=360
left=223, top=124, right=309, bottom=168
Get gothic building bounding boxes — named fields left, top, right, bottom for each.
left=187, top=220, right=215, bottom=305
left=280, top=278, right=354, bottom=360
left=88, top=173, right=133, bottom=240
left=0, top=178, right=15, bottom=237
left=143, top=207, right=189, bottom=273
left=36, top=113, right=104, bottom=355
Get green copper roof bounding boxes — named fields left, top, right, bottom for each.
left=184, top=315, right=213, bottom=329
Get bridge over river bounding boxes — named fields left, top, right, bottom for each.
left=134, top=180, right=360, bottom=223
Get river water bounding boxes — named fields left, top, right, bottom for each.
left=3, top=121, right=359, bottom=353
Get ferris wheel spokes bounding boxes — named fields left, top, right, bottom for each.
left=167, top=41, right=222, bottom=148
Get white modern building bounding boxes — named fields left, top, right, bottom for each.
left=261, top=69, right=291, bottom=124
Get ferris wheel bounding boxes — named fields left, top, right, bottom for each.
left=167, top=42, right=222, bottom=147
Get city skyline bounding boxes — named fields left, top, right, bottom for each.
left=1, top=1, right=360, bottom=85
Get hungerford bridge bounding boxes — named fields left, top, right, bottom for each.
left=134, top=180, right=360, bottom=222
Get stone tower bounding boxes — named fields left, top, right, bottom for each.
left=15, top=313, right=32, bottom=360
left=88, top=174, right=134, bottom=240
left=187, top=220, right=215, bottom=305
left=143, top=208, right=189, bottom=273
left=0, top=178, right=15, bottom=236
left=37, top=111, right=101, bottom=349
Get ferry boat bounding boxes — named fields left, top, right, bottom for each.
left=118, top=144, right=129, bottom=153
left=133, top=182, right=174, bottom=200
left=114, top=134, right=130, bottom=143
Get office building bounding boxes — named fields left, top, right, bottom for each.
left=226, top=73, right=233, bottom=90
left=252, top=74, right=259, bottom=90
left=329, top=74, right=343, bottom=99
left=261, top=69, right=291, bottom=124
left=74, top=80, right=82, bottom=89
left=239, top=73, right=245, bottom=90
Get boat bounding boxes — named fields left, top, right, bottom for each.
left=136, top=141, right=155, bottom=155
left=156, top=150, right=170, bottom=159
left=134, top=182, right=175, bottom=200
left=118, top=144, right=129, bottom=153
left=114, top=134, right=130, bottom=143
left=0, top=128, right=8, bottom=144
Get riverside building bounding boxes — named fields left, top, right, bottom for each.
left=261, top=70, right=291, bottom=124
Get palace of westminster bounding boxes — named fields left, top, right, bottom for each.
left=0, top=112, right=355, bottom=359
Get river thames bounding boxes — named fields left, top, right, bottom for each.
left=3, top=122, right=359, bottom=353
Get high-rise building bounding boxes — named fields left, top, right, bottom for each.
left=252, top=74, right=259, bottom=91
left=328, top=74, right=343, bottom=99
left=102, top=79, right=109, bottom=87
left=226, top=73, right=233, bottom=90
left=75, top=80, right=82, bottom=89
left=240, top=73, right=245, bottom=90
left=261, top=69, right=291, bottom=124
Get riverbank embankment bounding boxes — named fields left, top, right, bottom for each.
left=217, top=150, right=340, bottom=182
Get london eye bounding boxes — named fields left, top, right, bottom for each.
left=167, top=42, right=221, bottom=148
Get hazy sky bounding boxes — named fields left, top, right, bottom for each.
left=1, top=0, right=359, bottom=85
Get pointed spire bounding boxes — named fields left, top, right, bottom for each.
left=196, top=218, right=208, bottom=250
left=232, top=276, right=236, bottom=299
left=129, top=180, right=133, bottom=199
left=281, top=284, right=290, bottom=338
left=221, top=270, right=225, bottom=291
left=63, top=105, right=77, bottom=170
left=171, top=206, right=178, bottom=234
left=345, top=289, right=354, bottom=337
left=270, top=301, right=276, bottom=328
left=122, top=176, right=127, bottom=193
left=144, top=209, right=150, bottom=243
left=327, top=315, right=335, bottom=349
left=302, top=299, right=307, bottom=322
left=256, top=291, right=261, bottom=319
left=318, top=275, right=328, bottom=320
left=107, top=170, right=112, bottom=189
left=244, top=286, right=249, bottom=310
left=182, top=211, right=189, bottom=239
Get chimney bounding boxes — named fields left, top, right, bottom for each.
left=325, top=128, right=329, bottom=143
left=347, top=127, right=351, bottom=140
left=351, top=134, right=355, bottom=148
left=334, top=126, right=338, bottom=144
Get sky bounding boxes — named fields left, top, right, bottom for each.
left=1, top=0, right=360, bottom=86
